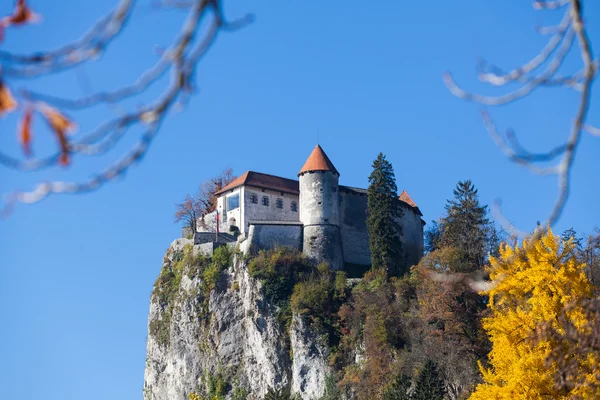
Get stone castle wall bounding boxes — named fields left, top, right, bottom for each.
left=243, top=187, right=300, bottom=233
left=339, top=188, right=371, bottom=266
left=299, top=171, right=343, bottom=270
left=398, top=203, right=425, bottom=268
left=303, top=224, right=344, bottom=270
left=246, top=221, right=303, bottom=253
left=299, top=171, right=340, bottom=226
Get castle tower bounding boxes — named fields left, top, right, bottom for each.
left=298, top=145, right=344, bottom=270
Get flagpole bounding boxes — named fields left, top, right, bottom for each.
left=216, top=209, right=219, bottom=242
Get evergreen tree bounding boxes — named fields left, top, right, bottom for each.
left=382, top=375, right=412, bottom=400
left=367, top=153, right=404, bottom=276
left=319, top=375, right=342, bottom=400
left=561, top=227, right=583, bottom=250
left=424, top=219, right=444, bottom=254
left=263, top=386, right=291, bottom=400
left=486, top=223, right=503, bottom=259
left=439, top=180, right=489, bottom=272
left=412, top=360, right=446, bottom=400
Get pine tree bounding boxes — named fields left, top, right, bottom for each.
left=439, top=180, right=489, bottom=272
left=367, top=153, right=404, bottom=276
left=320, top=375, right=342, bottom=400
left=424, top=219, right=444, bottom=254
left=382, top=375, right=412, bottom=400
left=412, top=360, right=446, bottom=400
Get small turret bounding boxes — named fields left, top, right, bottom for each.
left=298, top=145, right=344, bottom=270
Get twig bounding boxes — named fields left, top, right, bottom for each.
left=0, top=0, right=134, bottom=78
left=0, top=0, right=253, bottom=215
left=445, top=0, right=597, bottom=233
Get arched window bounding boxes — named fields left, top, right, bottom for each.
left=262, top=196, right=270, bottom=206
left=276, top=198, right=284, bottom=209
left=291, top=201, right=298, bottom=212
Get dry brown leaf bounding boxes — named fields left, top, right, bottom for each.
left=2, top=0, right=40, bottom=27
left=19, top=107, right=33, bottom=156
left=0, top=82, right=17, bottom=116
left=40, top=104, right=77, bottom=166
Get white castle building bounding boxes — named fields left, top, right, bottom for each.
left=198, top=145, right=424, bottom=272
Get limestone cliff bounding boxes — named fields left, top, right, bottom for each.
left=143, top=239, right=331, bottom=400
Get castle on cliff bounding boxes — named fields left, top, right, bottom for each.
left=195, top=145, right=425, bottom=271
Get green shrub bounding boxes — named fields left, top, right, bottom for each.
left=205, top=371, right=228, bottom=400
left=263, top=386, right=291, bottom=400
left=319, top=374, right=342, bottom=400
left=230, top=387, right=249, bottom=400
left=202, top=245, right=232, bottom=293
left=291, top=279, right=331, bottom=316
left=290, top=267, right=349, bottom=349
left=381, top=375, right=411, bottom=400
left=248, top=247, right=314, bottom=306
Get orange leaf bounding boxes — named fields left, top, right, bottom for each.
left=19, top=107, right=33, bottom=157
left=59, top=151, right=69, bottom=166
left=55, top=127, right=70, bottom=166
left=3, top=0, right=40, bottom=27
left=40, top=105, right=76, bottom=167
left=0, top=81, right=17, bottom=116
left=41, top=105, right=76, bottom=136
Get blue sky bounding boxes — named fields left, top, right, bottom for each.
left=1, top=1, right=599, bottom=399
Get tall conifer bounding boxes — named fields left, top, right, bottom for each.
left=367, top=153, right=404, bottom=276
left=412, top=360, right=446, bottom=400
left=439, top=180, right=489, bottom=272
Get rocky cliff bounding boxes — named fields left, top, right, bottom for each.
left=143, top=239, right=331, bottom=400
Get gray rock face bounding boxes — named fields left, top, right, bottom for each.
left=290, top=315, right=330, bottom=399
left=143, top=240, right=329, bottom=400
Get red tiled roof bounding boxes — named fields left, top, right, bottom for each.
left=399, top=190, right=417, bottom=208
left=215, top=171, right=299, bottom=195
left=298, top=145, right=339, bottom=176
left=399, top=190, right=422, bottom=216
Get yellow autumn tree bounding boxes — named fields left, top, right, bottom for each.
left=470, top=228, right=596, bottom=400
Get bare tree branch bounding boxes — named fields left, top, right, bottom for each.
left=583, top=123, right=600, bottom=136
left=445, top=0, right=597, bottom=233
left=0, top=0, right=134, bottom=78
left=0, top=0, right=253, bottom=216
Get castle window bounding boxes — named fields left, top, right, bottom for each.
left=228, top=194, right=239, bottom=210
left=291, top=201, right=298, bottom=212
left=276, top=198, right=284, bottom=209
left=262, top=196, right=270, bottom=206
left=249, top=193, right=258, bottom=204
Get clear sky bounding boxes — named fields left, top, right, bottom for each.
left=1, top=1, right=599, bottom=399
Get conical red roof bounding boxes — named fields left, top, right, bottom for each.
left=399, top=190, right=417, bottom=208
left=298, top=145, right=339, bottom=176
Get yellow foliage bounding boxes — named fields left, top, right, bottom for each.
left=470, top=229, right=596, bottom=400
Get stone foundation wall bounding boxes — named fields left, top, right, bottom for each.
left=303, top=224, right=344, bottom=270
left=339, top=189, right=371, bottom=266
left=194, top=232, right=236, bottom=245
left=246, top=222, right=303, bottom=253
